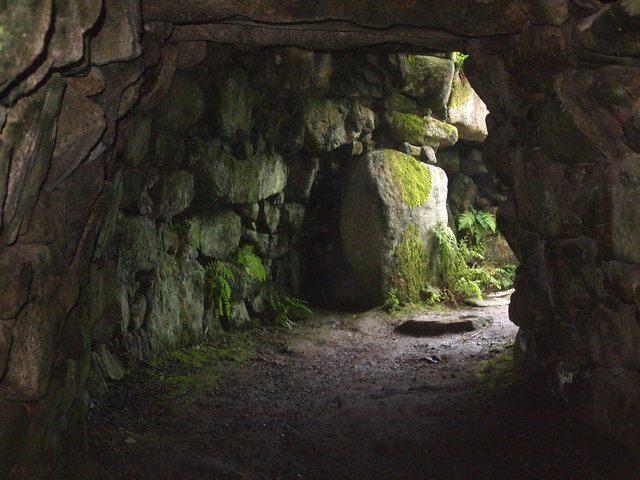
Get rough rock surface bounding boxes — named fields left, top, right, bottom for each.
left=341, top=150, right=448, bottom=306
left=1, top=0, right=640, bottom=475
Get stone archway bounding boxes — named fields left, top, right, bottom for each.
left=1, top=1, right=639, bottom=476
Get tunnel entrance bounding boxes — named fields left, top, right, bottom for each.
left=2, top=1, right=640, bottom=477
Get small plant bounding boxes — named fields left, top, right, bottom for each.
left=458, top=208, right=497, bottom=247
left=234, top=245, right=267, bottom=282
left=270, top=294, right=313, bottom=329
left=422, top=285, right=443, bottom=305
left=384, top=288, right=401, bottom=312
left=434, top=225, right=483, bottom=301
left=453, top=51, right=469, bottom=70
left=204, top=260, right=234, bottom=320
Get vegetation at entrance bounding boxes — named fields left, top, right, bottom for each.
left=270, top=294, right=314, bottom=329
left=391, top=225, right=431, bottom=303
left=453, top=51, right=469, bottom=70
left=458, top=208, right=497, bottom=246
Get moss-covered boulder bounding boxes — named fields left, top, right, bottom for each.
left=340, top=150, right=448, bottom=306
left=385, top=111, right=458, bottom=148
left=403, top=55, right=455, bottom=114
left=447, top=72, right=489, bottom=142
left=302, top=98, right=349, bottom=153
left=193, top=143, right=288, bottom=205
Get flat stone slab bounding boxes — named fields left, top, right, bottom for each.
left=396, top=313, right=493, bottom=336
left=464, top=289, right=514, bottom=308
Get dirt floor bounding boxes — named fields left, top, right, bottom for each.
left=63, top=305, right=640, bottom=480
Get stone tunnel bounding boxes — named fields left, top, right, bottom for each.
left=1, top=0, right=640, bottom=477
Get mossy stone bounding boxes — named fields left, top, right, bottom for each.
left=217, top=69, right=256, bottom=139
left=384, top=149, right=432, bottom=208
left=391, top=225, right=430, bottom=303
left=302, top=98, right=348, bottom=153
left=404, top=55, right=455, bottom=114
left=385, top=111, right=458, bottom=148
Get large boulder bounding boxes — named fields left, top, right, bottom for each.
left=340, top=150, right=448, bottom=306
left=447, top=71, right=489, bottom=142
left=193, top=144, right=288, bottom=205
left=217, top=69, right=256, bottom=139
left=403, top=55, right=455, bottom=115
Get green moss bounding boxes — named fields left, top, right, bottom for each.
left=152, top=333, right=256, bottom=398
left=386, top=111, right=428, bottom=145
left=384, top=92, right=418, bottom=114
left=475, top=345, right=514, bottom=390
left=385, top=149, right=432, bottom=207
left=391, top=225, right=430, bottom=303
left=448, top=72, right=474, bottom=109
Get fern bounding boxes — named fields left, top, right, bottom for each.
left=434, top=225, right=482, bottom=301
left=457, top=208, right=497, bottom=247
left=204, top=261, right=234, bottom=320
left=270, top=294, right=313, bottom=329
left=234, top=245, right=267, bottom=282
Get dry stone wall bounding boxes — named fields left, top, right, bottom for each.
left=0, top=0, right=639, bottom=477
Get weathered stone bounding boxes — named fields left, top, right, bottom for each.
left=341, top=150, right=448, bottom=306
left=197, top=210, right=242, bottom=259
left=403, top=55, right=455, bottom=114
left=157, top=75, right=205, bottom=134
left=46, top=83, right=107, bottom=189
left=145, top=254, right=205, bottom=352
left=385, top=111, right=458, bottom=148
left=461, top=149, right=488, bottom=177
left=401, top=142, right=422, bottom=157
left=241, top=229, right=271, bottom=257
left=384, top=92, right=418, bottom=114
left=0, top=76, right=66, bottom=245
left=285, top=157, right=319, bottom=203
left=0, top=324, right=12, bottom=380
left=123, top=116, right=153, bottom=168
left=347, top=102, right=376, bottom=139
left=0, top=2, right=53, bottom=96
left=217, top=70, right=256, bottom=139
left=435, top=148, right=460, bottom=175
left=0, top=250, right=32, bottom=321
left=280, top=204, right=306, bottom=232
left=420, top=146, right=438, bottom=165
left=227, top=301, right=252, bottom=330
left=116, top=216, right=158, bottom=275
left=153, top=171, right=195, bottom=222
left=0, top=402, right=28, bottom=478
left=238, top=203, right=260, bottom=224
left=302, top=98, right=349, bottom=153
left=396, top=313, right=492, bottom=335
left=448, top=72, right=488, bottom=142
left=90, top=0, right=142, bottom=65
left=92, top=346, right=125, bottom=381
left=138, top=44, right=179, bottom=111
left=448, top=173, right=478, bottom=217
left=194, top=145, right=288, bottom=205
left=176, top=41, right=208, bottom=69
left=611, top=153, right=640, bottom=264
left=258, top=202, right=281, bottom=234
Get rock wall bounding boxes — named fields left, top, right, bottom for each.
left=1, top=0, right=639, bottom=476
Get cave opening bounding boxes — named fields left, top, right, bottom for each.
left=2, top=1, right=640, bottom=478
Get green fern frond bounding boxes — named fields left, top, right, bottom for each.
left=205, top=260, right=234, bottom=320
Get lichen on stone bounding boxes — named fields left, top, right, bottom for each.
left=385, top=149, right=432, bottom=208
left=448, top=71, right=474, bottom=110
left=391, top=225, right=429, bottom=303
